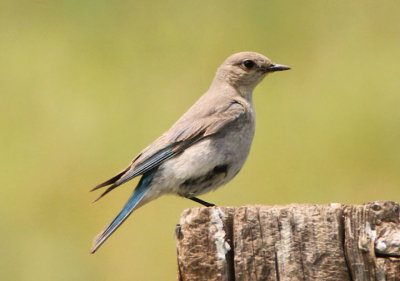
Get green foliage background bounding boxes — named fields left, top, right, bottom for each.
left=1, top=0, right=399, bottom=280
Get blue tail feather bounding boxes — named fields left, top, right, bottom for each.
left=90, top=171, right=155, bottom=253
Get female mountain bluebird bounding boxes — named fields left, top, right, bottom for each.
left=90, top=51, right=290, bottom=253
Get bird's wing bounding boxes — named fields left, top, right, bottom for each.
left=91, top=100, right=246, bottom=201
left=169, top=100, right=246, bottom=142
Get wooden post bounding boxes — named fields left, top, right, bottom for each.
left=176, top=201, right=400, bottom=281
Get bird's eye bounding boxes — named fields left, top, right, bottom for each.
left=243, top=60, right=255, bottom=69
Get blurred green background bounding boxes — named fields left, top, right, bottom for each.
left=1, top=0, right=399, bottom=280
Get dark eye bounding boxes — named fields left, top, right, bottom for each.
left=243, top=60, right=255, bottom=69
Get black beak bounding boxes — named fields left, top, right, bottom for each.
left=266, top=63, right=291, bottom=72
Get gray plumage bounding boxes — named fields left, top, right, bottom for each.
left=90, top=51, right=290, bottom=253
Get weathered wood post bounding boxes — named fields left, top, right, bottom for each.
left=176, top=201, right=400, bottom=281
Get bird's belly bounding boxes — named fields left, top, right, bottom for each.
left=157, top=125, right=255, bottom=197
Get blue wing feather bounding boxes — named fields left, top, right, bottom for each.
left=114, top=146, right=176, bottom=186
left=92, top=138, right=201, bottom=202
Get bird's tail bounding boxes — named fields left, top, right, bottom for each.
left=90, top=171, right=155, bottom=254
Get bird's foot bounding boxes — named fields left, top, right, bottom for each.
left=188, top=197, right=216, bottom=207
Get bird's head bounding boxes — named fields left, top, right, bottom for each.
left=214, top=51, right=290, bottom=94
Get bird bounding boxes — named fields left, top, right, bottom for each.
left=90, top=51, right=290, bottom=253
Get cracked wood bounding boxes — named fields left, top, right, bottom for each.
left=176, top=201, right=400, bottom=280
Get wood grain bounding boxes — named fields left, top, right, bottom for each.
left=176, top=201, right=400, bottom=280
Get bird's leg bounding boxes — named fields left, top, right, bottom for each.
left=188, top=197, right=216, bottom=207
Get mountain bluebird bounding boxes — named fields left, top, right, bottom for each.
left=90, top=51, right=290, bottom=253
